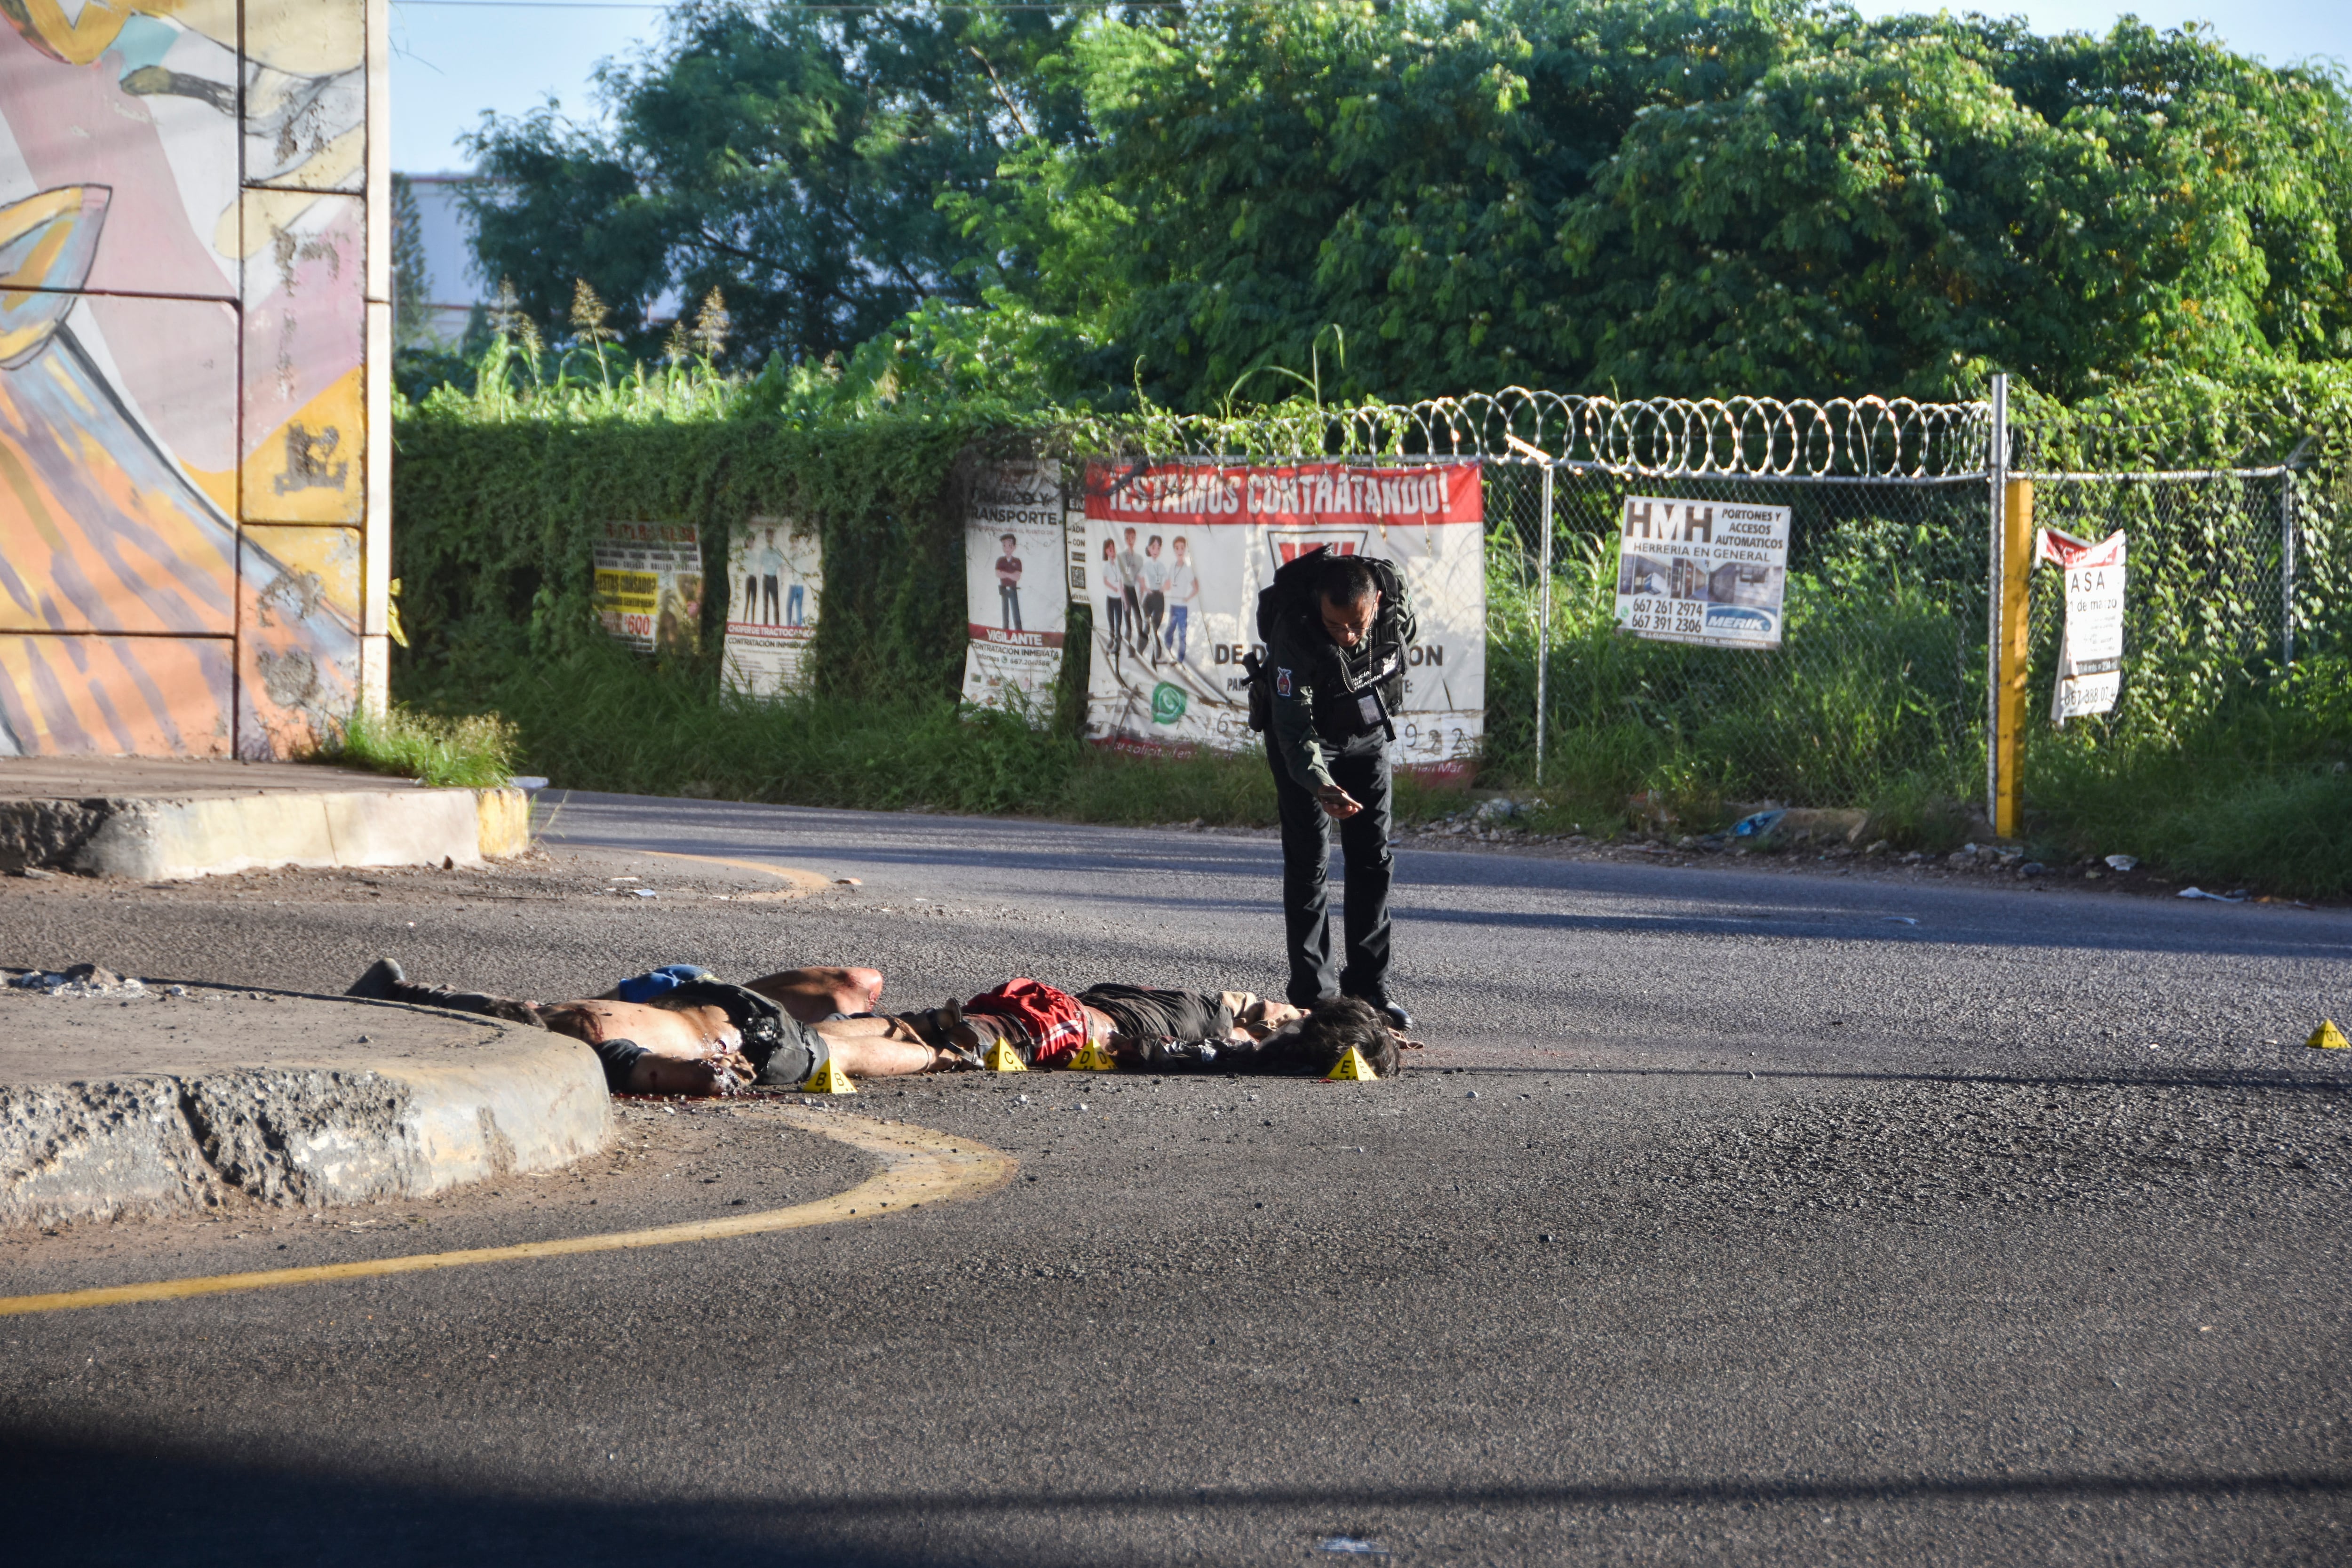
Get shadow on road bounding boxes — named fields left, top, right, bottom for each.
left=9, top=1423, right=2344, bottom=1565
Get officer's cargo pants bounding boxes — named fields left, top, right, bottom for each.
left=1270, top=731, right=1393, bottom=1008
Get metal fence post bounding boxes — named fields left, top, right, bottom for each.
left=1535, top=459, right=1555, bottom=787
left=1986, top=374, right=2007, bottom=828
left=2281, top=467, right=2297, bottom=669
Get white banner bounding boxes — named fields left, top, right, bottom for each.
left=592, top=521, right=704, bottom=654
left=2039, top=527, right=2126, bottom=722
left=1079, top=461, right=1485, bottom=780
left=722, top=516, right=822, bottom=698
left=960, top=462, right=1069, bottom=716
left=1613, top=496, right=1790, bottom=649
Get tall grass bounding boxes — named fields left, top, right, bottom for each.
left=404, top=640, right=1466, bottom=826
left=1475, top=509, right=1985, bottom=835
left=393, top=515, right=2347, bottom=893
left=2019, top=653, right=2352, bottom=895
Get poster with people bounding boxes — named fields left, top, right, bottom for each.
left=1079, top=461, right=1486, bottom=780
left=1611, top=496, right=1790, bottom=649
left=722, top=516, right=823, bottom=698
left=592, top=522, right=704, bottom=654
left=960, top=462, right=1071, bottom=716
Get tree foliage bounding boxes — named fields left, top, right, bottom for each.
left=463, top=0, right=1085, bottom=365
left=462, top=0, right=2352, bottom=406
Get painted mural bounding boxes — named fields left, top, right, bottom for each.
left=0, top=1, right=374, bottom=758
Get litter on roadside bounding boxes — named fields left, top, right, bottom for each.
left=1882, top=916, right=1919, bottom=926
left=2105, top=854, right=2139, bottom=872
left=2176, top=886, right=2246, bottom=902
left=1318, top=1539, right=1389, bottom=1557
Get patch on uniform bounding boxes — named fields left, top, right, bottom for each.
left=1276, top=667, right=1293, bottom=697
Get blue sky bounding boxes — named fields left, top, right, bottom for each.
left=389, top=0, right=2352, bottom=173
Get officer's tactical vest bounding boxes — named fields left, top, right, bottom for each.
left=1246, top=546, right=1408, bottom=741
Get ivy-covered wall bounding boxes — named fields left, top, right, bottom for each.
left=390, top=412, right=1055, bottom=702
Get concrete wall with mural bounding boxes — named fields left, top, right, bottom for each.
left=0, top=0, right=389, bottom=758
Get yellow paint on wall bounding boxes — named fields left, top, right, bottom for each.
left=183, top=467, right=239, bottom=518
left=8, top=2, right=242, bottom=66
left=222, top=187, right=328, bottom=262
left=242, top=0, right=364, bottom=77
left=242, top=525, right=361, bottom=622
left=250, top=124, right=365, bottom=195
left=242, top=368, right=364, bottom=525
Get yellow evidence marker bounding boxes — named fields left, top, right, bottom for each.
left=984, top=1039, right=1028, bottom=1073
left=802, top=1055, right=857, bottom=1094
left=2309, top=1019, right=2350, bottom=1051
left=1066, top=1039, right=1119, bottom=1072
left=1325, top=1047, right=1379, bottom=1082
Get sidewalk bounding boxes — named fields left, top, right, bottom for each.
left=0, top=758, right=527, bottom=880
left=0, top=967, right=611, bottom=1228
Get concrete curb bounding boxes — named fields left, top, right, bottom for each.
left=0, top=995, right=613, bottom=1229
left=0, top=785, right=527, bottom=880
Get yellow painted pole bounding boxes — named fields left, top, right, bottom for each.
left=1993, top=477, right=2034, bottom=840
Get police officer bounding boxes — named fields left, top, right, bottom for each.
left=1262, top=550, right=1416, bottom=1030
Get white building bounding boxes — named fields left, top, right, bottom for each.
left=395, top=172, right=492, bottom=347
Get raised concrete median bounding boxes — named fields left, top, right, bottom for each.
left=0, top=758, right=527, bottom=882
left=0, top=968, right=612, bottom=1229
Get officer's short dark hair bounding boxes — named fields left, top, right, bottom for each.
left=1263, top=995, right=1398, bottom=1078
left=1319, top=554, right=1378, bottom=608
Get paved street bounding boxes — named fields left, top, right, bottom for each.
left=3, top=790, right=2347, bottom=1563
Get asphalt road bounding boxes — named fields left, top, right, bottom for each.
left=2, top=790, right=2347, bottom=1564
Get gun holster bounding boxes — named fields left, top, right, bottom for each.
left=1242, top=650, right=1271, bottom=733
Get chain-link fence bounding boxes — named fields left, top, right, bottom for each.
left=2004, top=400, right=2342, bottom=826
left=2020, top=468, right=2296, bottom=748
left=1094, top=385, right=2339, bottom=822
left=1486, top=464, right=1989, bottom=808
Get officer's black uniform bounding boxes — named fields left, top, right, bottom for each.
left=1261, top=567, right=1416, bottom=1010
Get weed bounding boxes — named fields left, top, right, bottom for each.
left=325, top=704, right=520, bottom=788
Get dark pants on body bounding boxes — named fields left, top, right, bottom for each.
left=1270, top=732, right=1394, bottom=1008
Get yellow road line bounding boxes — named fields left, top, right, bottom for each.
left=636, top=849, right=834, bottom=900
left=0, top=1109, right=1012, bottom=1318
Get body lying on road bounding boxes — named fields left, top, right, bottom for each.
left=907, top=979, right=1406, bottom=1078
left=349, top=962, right=1411, bottom=1093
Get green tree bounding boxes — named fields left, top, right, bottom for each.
left=980, top=0, right=2352, bottom=405
left=450, top=0, right=2352, bottom=406
left=461, top=0, right=1087, bottom=365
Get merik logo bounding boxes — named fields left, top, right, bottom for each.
left=1151, top=682, right=1188, bottom=725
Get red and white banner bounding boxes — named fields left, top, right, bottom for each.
left=1079, top=461, right=1485, bottom=778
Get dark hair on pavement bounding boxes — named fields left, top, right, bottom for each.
left=1261, top=995, right=1399, bottom=1078
left=1318, top=553, right=1378, bottom=607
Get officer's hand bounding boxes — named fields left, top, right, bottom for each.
left=1316, top=785, right=1363, bottom=819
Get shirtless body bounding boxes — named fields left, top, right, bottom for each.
left=348, top=960, right=947, bottom=1096
left=352, top=961, right=1414, bottom=1093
